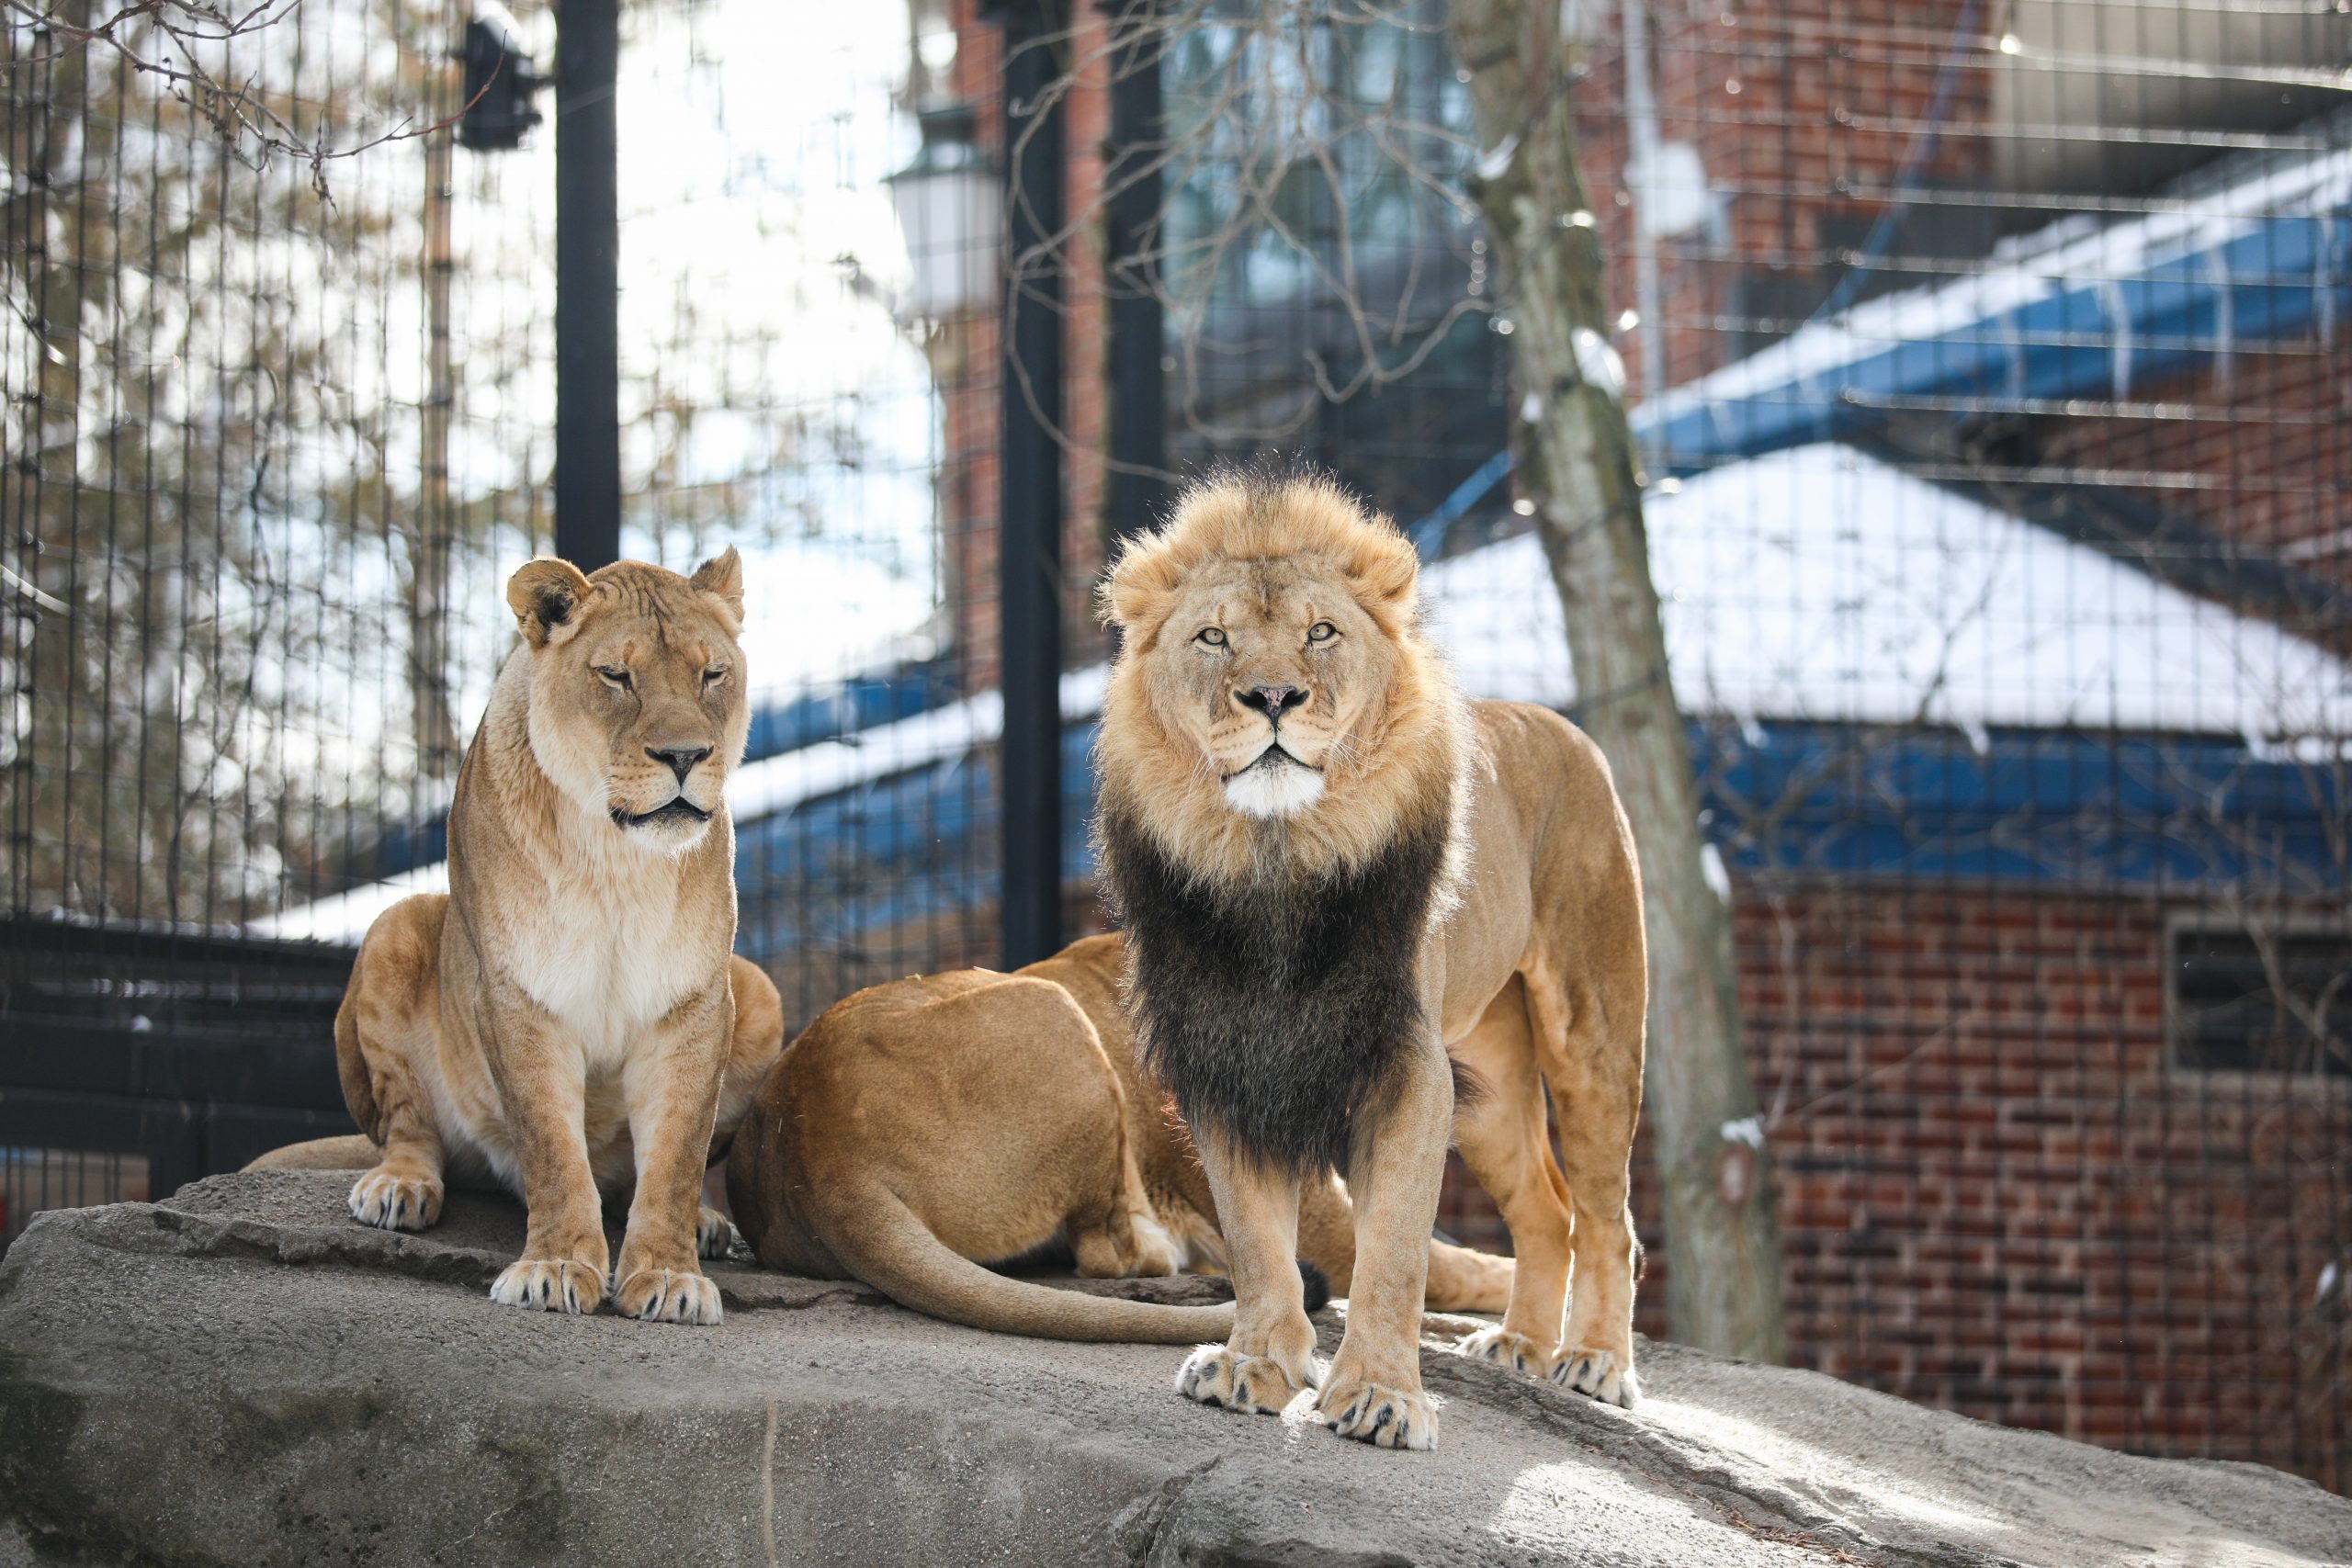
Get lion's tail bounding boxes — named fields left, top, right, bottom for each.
left=816, top=1179, right=1236, bottom=1345
left=1425, top=1235, right=1515, bottom=1314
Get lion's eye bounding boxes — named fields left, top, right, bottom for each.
left=594, top=666, right=632, bottom=690
left=1196, top=627, right=1227, bottom=648
left=1306, top=621, right=1338, bottom=644
left=702, top=667, right=727, bottom=686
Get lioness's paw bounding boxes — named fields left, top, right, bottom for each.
left=1553, top=1346, right=1640, bottom=1409
left=1457, top=1325, right=1558, bottom=1379
left=1173, top=1346, right=1309, bottom=1416
left=490, top=1258, right=605, bottom=1315
left=695, top=1207, right=737, bottom=1259
left=616, top=1267, right=722, bottom=1326
left=347, top=1169, right=443, bottom=1232
left=1317, top=1377, right=1438, bottom=1451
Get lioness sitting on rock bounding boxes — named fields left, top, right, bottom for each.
left=309, top=550, right=783, bottom=1326
left=1093, top=471, right=1648, bottom=1450
left=724, top=931, right=1514, bottom=1340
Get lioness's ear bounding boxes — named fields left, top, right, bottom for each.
left=691, top=546, right=744, bottom=629
left=1341, top=526, right=1419, bottom=619
left=506, top=558, right=595, bottom=649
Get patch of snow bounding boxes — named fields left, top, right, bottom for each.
left=1422, top=443, right=2352, bottom=744
left=1720, top=1116, right=1767, bottom=1150
left=1700, top=842, right=1733, bottom=906
left=1571, top=327, right=1627, bottom=402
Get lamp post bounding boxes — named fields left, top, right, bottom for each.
left=884, top=106, right=1000, bottom=322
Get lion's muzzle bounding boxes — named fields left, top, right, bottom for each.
left=1223, top=747, right=1326, bottom=818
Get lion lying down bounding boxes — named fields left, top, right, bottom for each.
left=722, top=932, right=1514, bottom=1341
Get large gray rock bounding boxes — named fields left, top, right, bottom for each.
left=2, top=1172, right=2345, bottom=1568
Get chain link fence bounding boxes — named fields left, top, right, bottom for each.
left=1, top=0, right=2344, bottom=1494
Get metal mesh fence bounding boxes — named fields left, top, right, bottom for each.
left=0, top=0, right=2344, bottom=1495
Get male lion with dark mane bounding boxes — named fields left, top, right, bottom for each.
left=1094, top=471, right=1647, bottom=1450
left=270, top=551, right=785, bottom=1326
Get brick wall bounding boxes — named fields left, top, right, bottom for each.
left=1567, top=0, right=1997, bottom=394
left=1437, top=878, right=2350, bottom=1491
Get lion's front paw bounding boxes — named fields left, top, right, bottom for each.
left=695, top=1206, right=737, bottom=1259
left=1317, top=1373, right=1438, bottom=1450
left=615, top=1266, right=722, bottom=1325
left=1553, top=1346, right=1640, bottom=1408
left=347, top=1169, right=443, bottom=1232
left=1457, top=1325, right=1558, bottom=1379
left=489, top=1258, right=605, bottom=1315
left=1173, top=1345, right=1310, bottom=1416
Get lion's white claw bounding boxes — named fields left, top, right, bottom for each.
left=1457, top=1325, right=1557, bottom=1379
left=346, top=1169, right=443, bottom=1232
left=1553, top=1346, right=1640, bottom=1408
left=616, top=1267, right=722, bottom=1325
left=695, top=1206, right=736, bottom=1259
left=1318, top=1381, right=1438, bottom=1450
left=489, top=1258, right=604, bottom=1315
left=1173, top=1345, right=1305, bottom=1416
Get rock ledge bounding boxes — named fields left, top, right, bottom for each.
left=3, top=1172, right=2346, bottom=1567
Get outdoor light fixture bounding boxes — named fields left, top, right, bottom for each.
left=885, top=105, right=999, bottom=320
left=454, top=5, right=549, bottom=152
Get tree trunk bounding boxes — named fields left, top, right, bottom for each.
left=1447, top=0, right=1788, bottom=1362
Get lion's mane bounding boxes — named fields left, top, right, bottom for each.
left=1093, top=469, right=1469, bottom=1176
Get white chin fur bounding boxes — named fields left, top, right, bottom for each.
left=623, top=812, right=714, bottom=855
left=1223, top=761, right=1326, bottom=818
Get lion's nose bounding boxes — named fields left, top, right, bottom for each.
left=647, top=744, right=712, bottom=784
left=1236, top=684, right=1307, bottom=722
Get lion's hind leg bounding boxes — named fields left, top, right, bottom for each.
left=1447, top=976, right=1575, bottom=1381
left=337, top=897, right=448, bottom=1234
left=1523, top=967, right=1644, bottom=1409
left=1066, top=1071, right=1183, bottom=1279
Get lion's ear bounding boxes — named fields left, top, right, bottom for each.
left=1340, top=526, right=1419, bottom=618
left=506, top=558, right=595, bottom=648
left=1102, top=537, right=1182, bottom=633
left=690, top=546, right=744, bottom=628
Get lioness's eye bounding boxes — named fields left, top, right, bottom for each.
left=1196, top=627, right=1227, bottom=648
left=594, top=666, right=631, bottom=690
left=703, top=667, right=727, bottom=686
left=1307, top=621, right=1338, bottom=644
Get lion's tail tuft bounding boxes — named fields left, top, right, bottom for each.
left=1298, top=1258, right=1331, bottom=1314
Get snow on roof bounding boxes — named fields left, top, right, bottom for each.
left=1425, top=443, right=2351, bottom=745
left=255, top=446, right=2347, bottom=944
left=1636, top=141, right=2352, bottom=444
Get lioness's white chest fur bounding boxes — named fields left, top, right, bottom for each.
left=504, top=833, right=717, bottom=1073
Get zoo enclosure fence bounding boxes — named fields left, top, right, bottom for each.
left=1, top=0, right=2346, bottom=1494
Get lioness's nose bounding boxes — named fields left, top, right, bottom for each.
left=648, top=744, right=712, bottom=784
left=1236, top=684, right=1306, bottom=721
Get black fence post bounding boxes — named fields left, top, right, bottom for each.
left=554, top=0, right=621, bottom=572
left=1103, top=0, right=1166, bottom=550
left=992, top=0, right=1068, bottom=970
